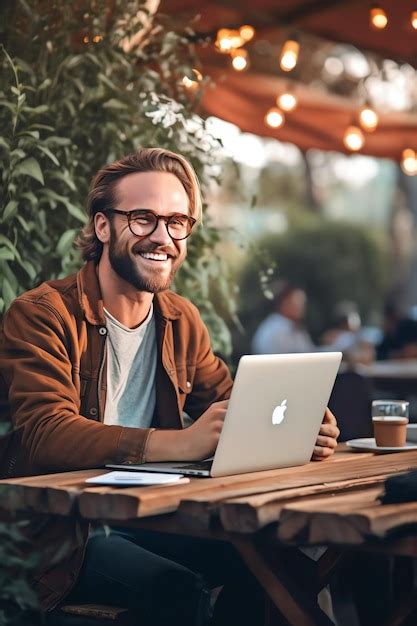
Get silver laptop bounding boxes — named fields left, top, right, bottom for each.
left=108, top=352, right=342, bottom=478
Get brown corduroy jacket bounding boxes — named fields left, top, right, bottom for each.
left=0, top=261, right=232, bottom=612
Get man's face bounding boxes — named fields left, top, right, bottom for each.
left=105, top=171, right=190, bottom=293
left=280, top=289, right=306, bottom=322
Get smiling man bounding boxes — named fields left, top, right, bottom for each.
left=0, top=148, right=339, bottom=626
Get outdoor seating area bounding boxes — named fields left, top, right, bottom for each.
left=3, top=1, right=417, bottom=625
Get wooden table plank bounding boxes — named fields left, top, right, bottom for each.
left=178, top=450, right=417, bottom=531
left=78, top=452, right=379, bottom=520
left=278, top=485, right=417, bottom=545
left=0, top=469, right=103, bottom=515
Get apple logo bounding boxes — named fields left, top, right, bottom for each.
left=272, top=399, right=287, bottom=425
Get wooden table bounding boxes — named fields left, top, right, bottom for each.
left=358, top=360, right=417, bottom=397
left=3, top=447, right=417, bottom=626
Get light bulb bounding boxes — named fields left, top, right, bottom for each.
left=215, top=29, right=233, bottom=52
left=239, top=25, right=255, bottom=42
left=277, top=92, right=298, bottom=112
left=181, top=69, right=203, bottom=90
left=280, top=39, right=299, bottom=72
left=343, top=126, right=365, bottom=151
left=265, top=107, right=285, bottom=129
left=370, top=7, right=388, bottom=29
left=359, top=106, right=379, bottom=131
left=411, top=10, right=417, bottom=29
left=231, top=49, right=248, bottom=71
left=215, top=28, right=244, bottom=52
left=401, top=149, right=417, bottom=175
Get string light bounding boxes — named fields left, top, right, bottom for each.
left=280, top=38, right=300, bottom=72
left=215, top=29, right=233, bottom=52
left=215, top=28, right=244, bottom=53
left=231, top=49, right=249, bottom=71
left=264, top=107, right=285, bottom=129
left=181, top=69, right=203, bottom=90
left=93, top=35, right=103, bottom=43
left=359, top=106, right=379, bottom=132
left=239, top=25, right=255, bottom=42
left=411, top=10, right=417, bottom=29
left=343, top=126, right=365, bottom=151
left=83, top=35, right=89, bottom=44
left=277, top=92, right=298, bottom=112
left=401, top=149, right=417, bottom=175
left=370, top=6, right=388, bottom=29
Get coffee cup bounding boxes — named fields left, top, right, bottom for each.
left=372, top=400, right=409, bottom=447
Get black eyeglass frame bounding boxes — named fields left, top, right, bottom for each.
left=102, top=208, right=197, bottom=241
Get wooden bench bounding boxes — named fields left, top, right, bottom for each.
left=58, top=604, right=131, bottom=625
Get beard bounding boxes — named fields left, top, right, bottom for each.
left=108, top=224, right=183, bottom=293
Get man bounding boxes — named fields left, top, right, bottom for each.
left=252, top=281, right=315, bottom=354
left=0, top=148, right=339, bottom=625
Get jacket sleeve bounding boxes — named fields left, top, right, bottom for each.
left=182, top=305, right=233, bottom=420
left=0, top=298, right=151, bottom=472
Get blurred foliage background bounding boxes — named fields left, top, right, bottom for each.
left=235, top=219, right=388, bottom=361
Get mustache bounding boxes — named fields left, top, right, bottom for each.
left=132, top=241, right=178, bottom=258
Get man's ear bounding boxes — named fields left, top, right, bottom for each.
left=94, top=212, right=111, bottom=244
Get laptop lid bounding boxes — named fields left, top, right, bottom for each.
left=210, top=352, right=342, bottom=477
left=107, top=352, right=341, bottom=477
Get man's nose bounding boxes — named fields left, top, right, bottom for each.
left=148, top=218, right=172, bottom=246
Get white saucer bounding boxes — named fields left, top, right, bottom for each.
left=346, top=438, right=417, bottom=453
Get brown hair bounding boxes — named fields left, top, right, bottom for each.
left=76, top=148, right=202, bottom=261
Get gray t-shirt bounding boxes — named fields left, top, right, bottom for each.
left=103, top=305, right=156, bottom=428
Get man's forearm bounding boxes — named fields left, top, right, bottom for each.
left=145, top=428, right=189, bottom=462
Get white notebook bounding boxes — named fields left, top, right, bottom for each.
left=85, top=471, right=188, bottom=486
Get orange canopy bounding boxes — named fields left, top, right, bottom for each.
left=162, top=0, right=417, bottom=160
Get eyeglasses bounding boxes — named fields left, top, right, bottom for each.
left=103, top=209, right=196, bottom=241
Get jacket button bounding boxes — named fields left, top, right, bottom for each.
left=98, top=327, right=107, bottom=336
left=89, top=407, right=98, bottom=416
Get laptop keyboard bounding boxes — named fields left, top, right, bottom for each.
left=175, top=460, right=213, bottom=471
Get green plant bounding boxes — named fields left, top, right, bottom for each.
left=0, top=0, right=233, bottom=355
left=0, top=1, right=235, bottom=621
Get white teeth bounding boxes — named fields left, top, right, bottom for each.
left=140, top=252, right=168, bottom=261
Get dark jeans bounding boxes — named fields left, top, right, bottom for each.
left=62, top=526, right=264, bottom=626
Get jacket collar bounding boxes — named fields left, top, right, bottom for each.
left=77, top=261, right=182, bottom=325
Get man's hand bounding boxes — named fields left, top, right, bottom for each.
left=145, top=400, right=228, bottom=462
left=311, top=408, right=340, bottom=461
left=179, top=400, right=229, bottom=460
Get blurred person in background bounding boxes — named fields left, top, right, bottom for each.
left=320, top=301, right=375, bottom=366
left=251, top=281, right=315, bottom=354
left=377, top=300, right=417, bottom=360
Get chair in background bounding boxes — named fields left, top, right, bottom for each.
left=328, top=371, right=373, bottom=442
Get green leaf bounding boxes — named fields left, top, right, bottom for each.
left=0, top=137, right=10, bottom=150
left=103, top=98, right=128, bottom=110
left=21, top=191, right=37, bottom=206
left=17, top=130, right=40, bottom=139
left=16, top=215, right=31, bottom=232
left=38, top=78, right=52, bottom=91
left=3, top=200, right=18, bottom=220
left=0, top=248, right=14, bottom=261
left=45, top=136, right=71, bottom=146
left=0, top=235, right=21, bottom=262
left=20, top=260, right=36, bottom=280
left=2, top=278, right=16, bottom=308
left=57, top=229, right=77, bottom=256
left=65, top=203, right=87, bottom=223
left=21, top=104, right=49, bottom=114
left=36, top=144, right=60, bottom=166
left=51, top=170, right=76, bottom=191
left=13, top=157, right=44, bottom=185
